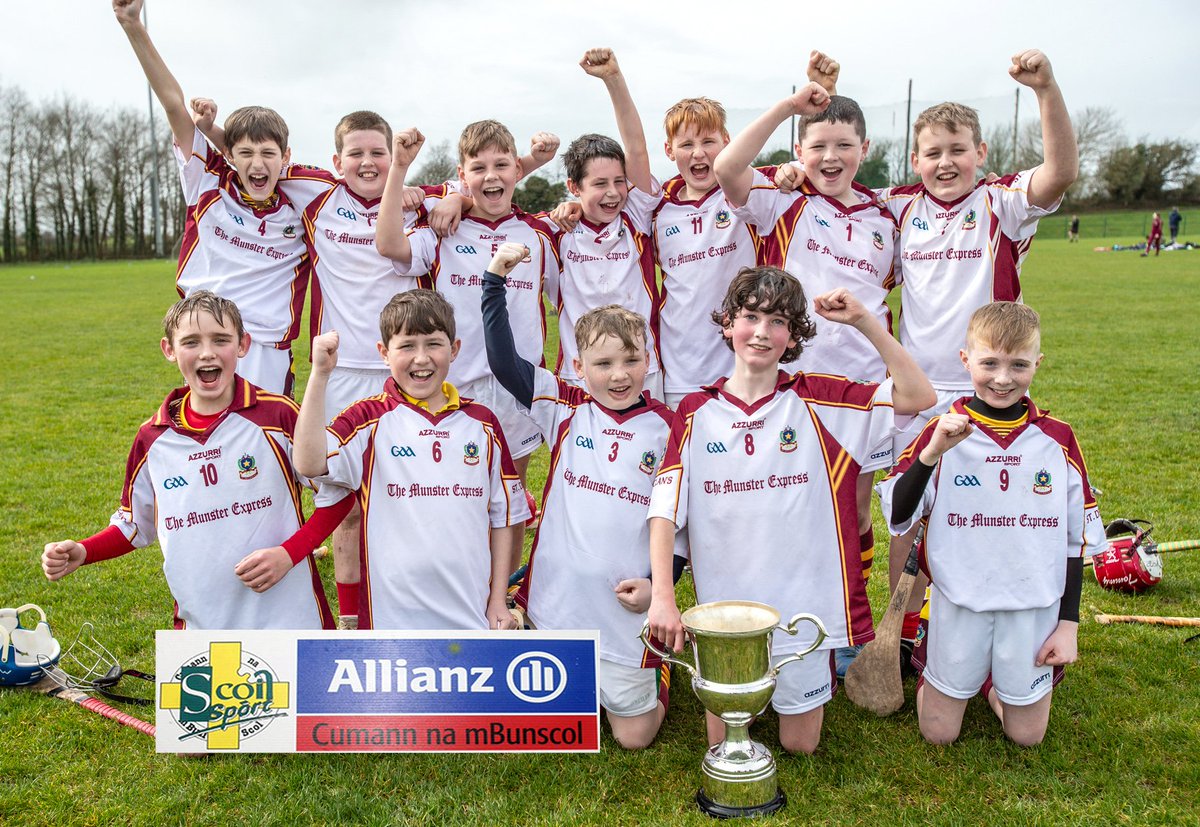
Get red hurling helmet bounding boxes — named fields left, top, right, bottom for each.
left=1093, top=519, right=1162, bottom=594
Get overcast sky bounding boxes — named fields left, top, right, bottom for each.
left=3, top=1, right=1196, bottom=180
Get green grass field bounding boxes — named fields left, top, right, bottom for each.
left=1, top=237, right=1198, bottom=826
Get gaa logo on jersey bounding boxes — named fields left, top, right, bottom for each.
left=159, top=642, right=289, bottom=750
left=779, top=426, right=798, bottom=453
left=872, top=230, right=884, bottom=251
left=639, top=450, right=657, bottom=476
left=962, top=210, right=977, bottom=231
left=283, top=225, right=297, bottom=239
left=1033, top=468, right=1053, bottom=495
left=715, top=209, right=731, bottom=229
left=463, top=441, right=480, bottom=466
left=238, top=454, right=259, bottom=480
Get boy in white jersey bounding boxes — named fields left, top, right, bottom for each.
left=714, top=82, right=898, bottom=588
left=879, top=303, right=1104, bottom=746
left=647, top=267, right=935, bottom=754
left=114, top=0, right=330, bottom=395
left=42, top=292, right=345, bottom=630
left=294, top=290, right=528, bottom=631
left=482, top=241, right=675, bottom=748
left=376, top=121, right=559, bottom=563
left=549, top=49, right=663, bottom=397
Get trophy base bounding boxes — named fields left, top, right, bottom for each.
left=696, top=787, right=786, bottom=819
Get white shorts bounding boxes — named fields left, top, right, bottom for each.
left=664, top=391, right=690, bottom=411
left=325, top=366, right=391, bottom=423
left=923, top=584, right=1060, bottom=707
left=458, top=375, right=542, bottom=459
left=891, top=387, right=972, bottom=462
left=238, top=341, right=294, bottom=396
left=771, top=650, right=837, bottom=715
left=599, top=658, right=660, bottom=717
left=562, top=371, right=665, bottom=402
left=861, top=433, right=896, bottom=473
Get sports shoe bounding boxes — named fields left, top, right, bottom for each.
left=337, top=615, right=358, bottom=631
left=834, top=644, right=864, bottom=682
left=899, top=638, right=917, bottom=680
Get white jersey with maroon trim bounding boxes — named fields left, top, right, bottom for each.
left=514, top=369, right=674, bottom=667
left=284, top=174, right=456, bottom=368
left=733, top=171, right=898, bottom=381
left=648, top=371, right=902, bottom=651
left=174, top=128, right=328, bottom=347
left=395, top=211, right=560, bottom=387
left=652, top=175, right=765, bottom=395
left=316, top=379, right=529, bottom=631
left=110, top=377, right=335, bottom=630
left=880, top=169, right=1057, bottom=389
left=879, top=397, right=1105, bottom=612
left=553, top=187, right=661, bottom=382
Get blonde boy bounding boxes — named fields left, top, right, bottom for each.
left=482, top=242, right=676, bottom=749
left=879, top=302, right=1104, bottom=745
left=647, top=267, right=934, bottom=754
left=294, top=290, right=528, bottom=630
left=42, top=292, right=345, bottom=630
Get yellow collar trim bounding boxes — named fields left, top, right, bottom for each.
left=400, top=382, right=461, bottom=414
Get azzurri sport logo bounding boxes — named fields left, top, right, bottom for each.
left=293, top=636, right=598, bottom=752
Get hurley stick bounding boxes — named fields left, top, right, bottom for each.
left=844, top=523, right=925, bottom=716
left=1094, top=614, right=1200, bottom=627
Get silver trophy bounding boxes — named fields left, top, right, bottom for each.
left=642, top=600, right=827, bottom=819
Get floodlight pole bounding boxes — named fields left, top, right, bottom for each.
left=790, top=85, right=796, bottom=161
left=1012, top=88, right=1019, bottom=171
left=145, top=1, right=163, bottom=258
left=903, top=79, right=912, bottom=184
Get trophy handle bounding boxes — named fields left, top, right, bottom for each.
left=639, top=619, right=696, bottom=678
left=770, top=612, right=829, bottom=676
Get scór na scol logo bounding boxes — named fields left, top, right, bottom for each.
left=159, top=641, right=289, bottom=749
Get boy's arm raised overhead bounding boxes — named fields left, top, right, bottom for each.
left=374, top=128, right=425, bottom=266
left=293, top=331, right=340, bottom=479
left=812, top=287, right=935, bottom=415
left=713, top=82, right=831, bottom=208
left=518, top=132, right=561, bottom=178
left=1009, top=50, right=1078, bottom=209
left=190, top=96, right=226, bottom=154
left=113, top=0, right=196, bottom=151
left=581, top=48, right=654, bottom=194
left=807, top=50, right=840, bottom=95
left=482, top=243, right=537, bottom=408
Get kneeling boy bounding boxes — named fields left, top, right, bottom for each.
left=880, top=302, right=1105, bottom=746
left=294, top=290, right=528, bottom=630
left=647, top=267, right=934, bottom=754
left=42, top=292, right=345, bottom=629
left=483, top=242, right=675, bottom=748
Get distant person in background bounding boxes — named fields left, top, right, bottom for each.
left=1168, top=207, right=1182, bottom=245
left=1142, top=212, right=1163, bottom=257
left=1068, top=215, right=1080, bottom=242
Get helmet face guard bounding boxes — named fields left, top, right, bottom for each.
left=1094, top=519, right=1162, bottom=594
left=0, top=604, right=61, bottom=687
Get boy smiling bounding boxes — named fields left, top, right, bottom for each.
left=647, top=267, right=934, bottom=755
left=42, top=292, right=346, bottom=630
left=294, top=290, right=528, bottom=631
left=482, top=242, right=676, bottom=749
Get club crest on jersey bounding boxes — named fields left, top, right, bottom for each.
left=283, top=225, right=297, bottom=239
left=779, top=426, right=798, bottom=453
left=463, top=441, right=480, bottom=466
left=715, top=209, right=731, bottom=229
left=961, top=210, right=977, bottom=231
left=639, top=450, right=657, bottom=476
left=872, top=230, right=884, bottom=251
left=238, top=454, right=258, bottom=480
left=1033, top=468, right=1053, bottom=495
